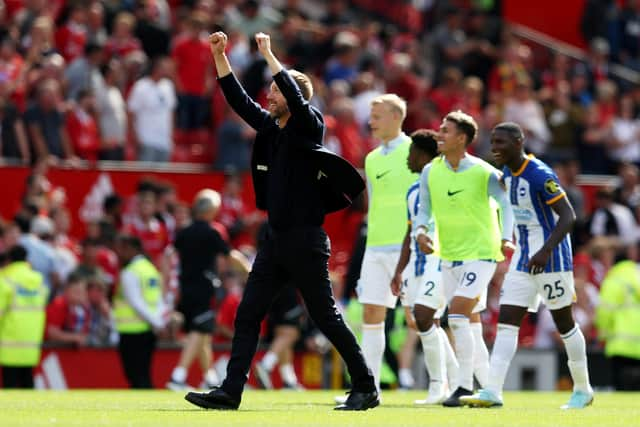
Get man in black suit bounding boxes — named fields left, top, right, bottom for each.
left=184, top=31, right=378, bottom=411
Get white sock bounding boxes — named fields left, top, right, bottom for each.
left=471, top=322, right=490, bottom=388
left=560, top=324, right=593, bottom=394
left=398, top=368, right=414, bottom=388
left=362, top=322, right=386, bottom=392
left=204, top=367, right=219, bottom=386
left=449, top=315, right=474, bottom=391
left=279, top=363, right=298, bottom=385
left=171, top=366, right=187, bottom=383
left=486, top=323, right=519, bottom=396
left=438, top=327, right=459, bottom=390
left=418, top=324, right=445, bottom=386
left=261, top=351, right=278, bottom=372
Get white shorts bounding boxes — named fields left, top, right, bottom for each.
left=401, top=255, right=446, bottom=319
left=357, top=249, right=400, bottom=308
left=500, top=270, right=576, bottom=310
left=441, top=260, right=496, bottom=314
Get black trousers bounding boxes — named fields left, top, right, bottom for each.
left=1, top=366, right=34, bottom=388
left=118, top=331, right=157, bottom=389
left=221, top=226, right=375, bottom=398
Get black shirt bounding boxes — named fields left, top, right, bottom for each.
left=174, top=220, right=229, bottom=298
left=218, top=71, right=327, bottom=231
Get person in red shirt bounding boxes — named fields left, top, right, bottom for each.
left=45, top=272, right=91, bottom=346
left=66, top=89, right=100, bottom=161
left=171, top=11, right=212, bottom=130
left=54, top=3, right=88, bottom=63
left=104, top=12, right=142, bottom=60
left=122, top=189, right=170, bottom=267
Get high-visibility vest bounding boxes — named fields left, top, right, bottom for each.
left=0, top=262, right=48, bottom=367
left=113, top=257, right=162, bottom=334
left=365, top=137, right=417, bottom=248
left=595, top=260, right=640, bottom=360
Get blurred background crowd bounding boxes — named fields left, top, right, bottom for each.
left=1, top=0, right=640, bottom=390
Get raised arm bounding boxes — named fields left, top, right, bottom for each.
left=255, top=32, right=323, bottom=140
left=209, top=32, right=270, bottom=131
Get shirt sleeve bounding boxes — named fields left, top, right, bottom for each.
left=534, top=169, right=566, bottom=205
left=488, top=171, right=515, bottom=241
left=415, top=163, right=433, bottom=230
left=120, top=269, right=164, bottom=330
left=0, top=280, right=12, bottom=319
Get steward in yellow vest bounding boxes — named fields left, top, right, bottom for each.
left=0, top=245, right=48, bottom=388
left=113, top=234, right=165, bottom=388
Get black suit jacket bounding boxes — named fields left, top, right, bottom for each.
left=217, top=71, right=364, bottom=214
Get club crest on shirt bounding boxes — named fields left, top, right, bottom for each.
left=544, top=178, right=561, bottom=195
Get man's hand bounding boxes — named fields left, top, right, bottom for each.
left=527, top=247, right=551, bottom=275
left=390, top=272, right=403, bottom=296
left=255, top=32, right=272, bottom=56
left=209, top=31, right=227, bottom=56
left=501, top=239, right=516, bottom=257
left=416, top=234, right=434, bottom=254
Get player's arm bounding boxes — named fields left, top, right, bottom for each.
left=209, top=31, right=270, bottom=131
left=488, top=171, right=515, bottom=252
left=415, top=164, right=434, bottom=254
left=527, top=194, right=576, bottom=274
left=391, top=223, right=412, bottom=296
left=256, top=32, right=322, bottom=147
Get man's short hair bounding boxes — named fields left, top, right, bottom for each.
left=410, top=129, right=439, bottom=159
left=115, top=234, right=143, bottom=252
left=371, top=93, right=407, bottom=121
left=288, top=70, right=313, bottom=101
left=445, top=110, right=478, bottom=146
left=193, top=189, right=221, bottom=216
left=493, top=122, right=525, bottom=143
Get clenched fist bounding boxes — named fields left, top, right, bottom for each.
left=255, top=32, right=272, bottom=56
left=209, top=31, right=227, bottom=56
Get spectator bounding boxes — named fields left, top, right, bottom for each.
left=0, top=73, right=29, bottom=163
left=104, top=12, right=142, bottom=61
left=127, top=56, right=176, bottom=162
left=96, top=59, right=127, bottom=161
left=608, top=95, right=640, bottom=168
left=133, top=0, right=170, bottom=59
left=589, top=187, right=639, bottom=259
left=214, top=108, right=254, bottom=172
left=85, top=1, right=107, bottom=47
left=614, top=163, right=640, bottom=219
left=122, top=189, right=170, bottom=267
left=0, top=245, right=48, bottom=388
left=102, top=193, right=123, bottom=230
left=15, top=214, right=59, bottom=296
left=225, top=0, right=282, bottom=39
left=86, top=278, right=113, bottom=347
left=66, top=89, right=100, bottom=162
left=171, top=11, right=212, bottom=131
left=45, top=272, right=90, bottom=346
left=54, top=3, right=88, bottom=63
left=64, top=41, right=104, bottom=102
left=24, top=79, right=75, bottom=163
left=542, top=80, right=583, bottom=163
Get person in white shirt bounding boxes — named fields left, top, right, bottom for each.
left=127, top=56, right=177, bottom=162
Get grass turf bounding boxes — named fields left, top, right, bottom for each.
left=0, top=390, right=637, bottom=427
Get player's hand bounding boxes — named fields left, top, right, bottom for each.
left=255, top=32, right=272, bottom=56
left=209, top=31, right=227, bottom=56
left=417, top=234, right=434, bottom=254
left=501, top=239, right=516, bottom=257
left=390, top=272, right=403, bottom=296
left=527, top=248, right=551, bottom=275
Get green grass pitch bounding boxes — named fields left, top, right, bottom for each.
left=0, top=390, right=637, bottom=427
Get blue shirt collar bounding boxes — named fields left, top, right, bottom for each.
left=379, top=132, right=408, bottom=155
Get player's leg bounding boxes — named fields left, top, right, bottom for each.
left=536, top=272, right=593, bottom=409
left=414, top=303, right=448, bottom=404
left=461, top=269, right=535, bottom=407
left=168, top=331, right=204, bottom=389
left=358, top=250, right=399, bottom=392
left=470, top=312, right=489, bottom=389
left=397, top=326, right=418, bottom=389
left=199, top=333, right=220, bottom=389
left=442, top=261, right=492, bottom=406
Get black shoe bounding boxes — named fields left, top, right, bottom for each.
left=184, top=387, right=240, bottom=410
left=334, top=390, right=380, bottom=411
left=442, top=387, right=473, bottom=407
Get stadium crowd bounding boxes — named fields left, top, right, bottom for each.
left=1, top=0, right=640, bottom=390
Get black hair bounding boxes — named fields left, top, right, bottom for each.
left=493, top=122, right=525, bottom=142
left=7, top=245, right=28, bottom=262
left=410, top=129, right=439, bottom=159
left=103, top=194, right=122, bottom=211
left=115, top=233, right=144, bottom=252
